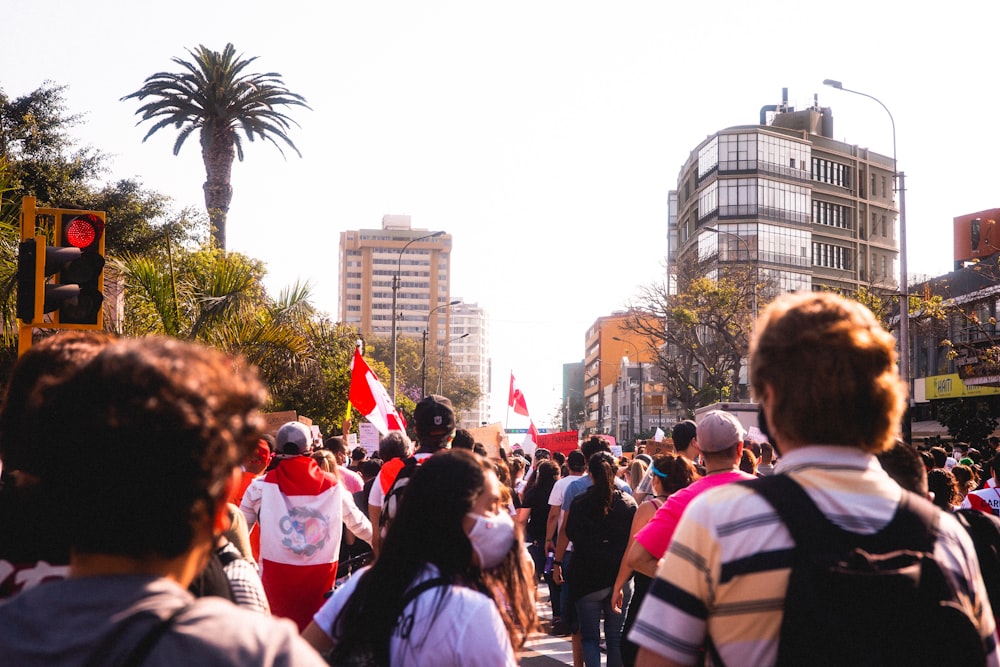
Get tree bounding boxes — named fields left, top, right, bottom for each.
left=626, top=253, right=758, bottom=415
left=122, top=43, right=309, bottom=249
left=364, top=334, right=482, bottom=422
left=0, top=83, right=106, bottom=206
left=111, top=246, right=315, bottom=390
left=934, top=396, right=999, bottom=444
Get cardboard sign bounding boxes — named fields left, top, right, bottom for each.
left=359, top=422, right=381, bottom=455
left=261, top=410, right=297, bottom=435
left=468, top=422, right=506, bottom=458
left=637, top=438, right=676, bottom=458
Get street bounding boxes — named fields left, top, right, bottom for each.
left=519, top=584, right=574, bottom=666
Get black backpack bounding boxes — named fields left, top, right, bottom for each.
left=739, top=474, right=987, bottom=667
left=955, top=507, right=1000, bottom=616
left=379, top=456, right=420, bottom=532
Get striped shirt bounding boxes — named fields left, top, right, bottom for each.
left=629, top=445, right=1000, bottom=666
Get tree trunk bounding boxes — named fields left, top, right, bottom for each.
left=201, top=127, right=236, bottom=249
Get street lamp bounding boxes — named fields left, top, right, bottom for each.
left=613, top=337, right=642, bottom=439
left=823, top=79, right=911, bottom=442
left=436, top=332, right=470, bottom=395
left=422, top=299, right=460, bottom=397
left=391, top=230, right=444, bottom=402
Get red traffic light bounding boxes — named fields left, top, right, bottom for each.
left=63, top=214, right=104, bottom=250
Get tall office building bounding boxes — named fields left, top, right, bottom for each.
left=339, top=215, right=453, bottom=351
left=669, top=90, right=899, bottom=300
left=449, top=300, right=491, bottom=427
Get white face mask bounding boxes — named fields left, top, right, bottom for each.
left=465, top=511, right=515, bottom=569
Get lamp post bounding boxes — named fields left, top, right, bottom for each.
left=422, top=300, right=460, bottom=397
left=823, top=79, right=910, bottom=442
left=613, top=337, right=642, bottom=440
left=436, top=332, right=470, bottom=395
left=391, top=230, right=444, bottom=402
left=704, top=226, right=757, bottom=394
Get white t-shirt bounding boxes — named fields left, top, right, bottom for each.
left=548, top=473, right=584, bottom=552
left=548, top=473, right=584, bottom=509
left=313, top=564, right=516, bottom=666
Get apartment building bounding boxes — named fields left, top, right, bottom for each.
left=338, top=215, right=453, bottom=351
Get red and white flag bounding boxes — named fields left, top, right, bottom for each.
left=508, top=373, right=530, bottom=416
left=350, top=348, right=406, bottom=435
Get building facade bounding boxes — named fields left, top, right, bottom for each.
left=338, top=215, right=453, bottom=352
left=669, top=91, right=899, bottom=303
left=583, top=311, right=658, bottom=436
left=449, top=300, right=491, bottom=427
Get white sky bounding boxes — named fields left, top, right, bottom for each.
left=5, top=0, right=1000, bottom=427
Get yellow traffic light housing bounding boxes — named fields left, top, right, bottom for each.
left=17, top=196, right=107, bottom=332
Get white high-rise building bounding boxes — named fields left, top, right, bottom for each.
left=449, top=301, right=491, bottom=427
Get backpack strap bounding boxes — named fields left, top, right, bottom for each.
left=739, top=474, right=938, bottom=554
left=84, top=603, right=192, bottom=667
left=401, top=576, right=450, bottom=605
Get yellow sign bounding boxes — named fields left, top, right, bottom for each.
left=923, top=374, right=1000, bottom=399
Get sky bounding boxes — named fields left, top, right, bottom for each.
left=5, top=0, right=1000, bottom=428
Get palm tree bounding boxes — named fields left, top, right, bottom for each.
left=122, top=43, right=309, bottom=249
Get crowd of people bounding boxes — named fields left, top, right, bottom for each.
left=2, top=291, right=1000, bottom=665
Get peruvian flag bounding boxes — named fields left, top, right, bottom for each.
left=520, top=419, right=541, bottom=455
left=528, top=420, right=540, bottom=441
left=350, top=348, right=406, bottom=435
left=253, top=457, right=343, bottom=630
left=509, top=373, right=530, bottom=416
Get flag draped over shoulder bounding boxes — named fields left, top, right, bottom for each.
left=508, top=373, right=530, bottom=416
left=350, top=348, right=406, bottom=435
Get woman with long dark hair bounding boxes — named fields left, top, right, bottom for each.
left=302, top=449, right=537, bottom=665
left=563, top=452, right=637, bottom=667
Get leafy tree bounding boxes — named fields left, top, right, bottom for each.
left=626, top=253, right=757, bottom=414
left=934, top=396, right=999, bottom=444
left=364, top=334, right=481, bottom=423
left=122, top=43, right=309, bottom=249
left=111, top=246, right=316, bottom=403
left=0, top=82, right=106, bottom=206
left=268, top=317, right=360, bottom=437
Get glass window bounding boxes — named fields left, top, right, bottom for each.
left=718, top=177, right=809, bottom=224
left=698, top=137, right=719, bottom=177
left=698, top=181, right=719, bottom=219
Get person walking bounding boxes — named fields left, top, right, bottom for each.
left=0, top=337, right=325, bottom=665
left=561, top=452, right=637, bottom=667
left=302, top=449, right=537, bottom=665
left=630, top=292, right=999, bottom=667
left=240, top=421, right=371, bottom=630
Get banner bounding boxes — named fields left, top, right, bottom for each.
left=535, top=430, right=580, bottom=456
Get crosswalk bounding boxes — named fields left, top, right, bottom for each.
left=518, top=584, right=575, bottom=666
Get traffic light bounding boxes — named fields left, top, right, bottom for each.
left=17, top=197, right=106, bottom=329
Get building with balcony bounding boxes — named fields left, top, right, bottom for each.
left=338, top=215, right=453, bottom=352
left=669, top=89, right=899, bottom=303
left=667, top=90, right=899, bottom=401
